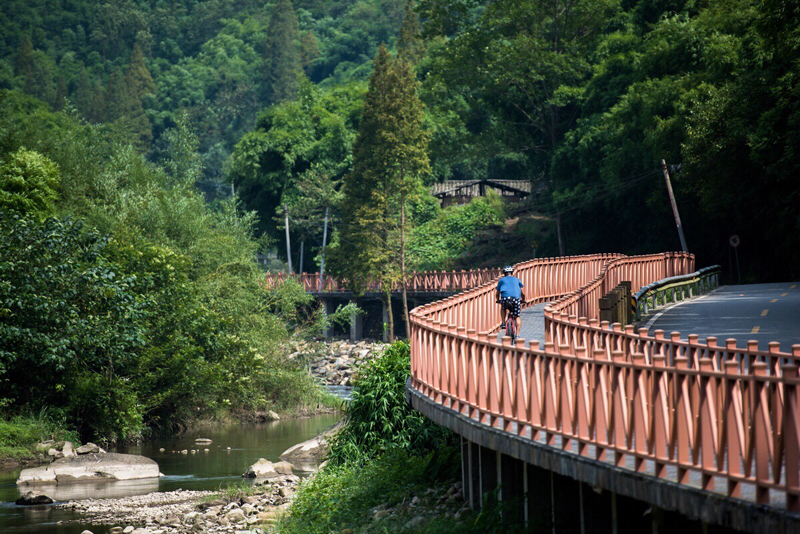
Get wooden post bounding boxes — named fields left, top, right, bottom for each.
left=318, top=206, right=329, bottom=291
left=284, top=205, right=293, bottom=274
left=299, top=241, right=304, bottom=275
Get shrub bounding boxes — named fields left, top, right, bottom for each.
left=0, top=147, right=60, bottom=218
left=327, top=341, right=454, bottom=466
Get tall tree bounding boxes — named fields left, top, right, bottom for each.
left=125, top=43, right=155, bottom=100
left=13, top=36, right=34, bottom=89
left=263, top=0, right=301, bottom=104
left=300, top=31, right=319, bottom=73
left=329, top=45, right=429, bottom=340
left=397, top=0, right=424, bottom=64
left=105, top=68, right=152, bottom=149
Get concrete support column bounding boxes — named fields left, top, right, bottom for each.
left=382, top=299, right=389, bottom=342
left=500, top=454, right=525, bottom=523
left=322, top=298, right=337, bottom=338
left=349, top=302, right=363, bottom=341
left=479, top=445, right=497, bottom=505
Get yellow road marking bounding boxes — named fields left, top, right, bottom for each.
left=791, top=285, right=797, bottom=289
left=761, top=309, right=769, bottom=316
left=781, top=293, right=788, bottom=297
left=751, top=326, right=760, bottom=334
left=771, top=299, right=778, bottom=303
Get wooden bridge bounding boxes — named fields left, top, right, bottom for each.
left=407, top=253, right=800, bottom=533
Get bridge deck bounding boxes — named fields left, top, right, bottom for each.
left=495, top=302, right=548, bottom=344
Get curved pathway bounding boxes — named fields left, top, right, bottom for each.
left=648, top=282, right=800, bottom=351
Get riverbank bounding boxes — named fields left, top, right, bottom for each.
left=57, top=473, right=300, bottom=533
left=0, top=413, right=80, bottom=469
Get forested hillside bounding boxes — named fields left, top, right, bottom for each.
left=0, top=0, right=407, bottom=188
left=1, top=0, right=798, bottom=445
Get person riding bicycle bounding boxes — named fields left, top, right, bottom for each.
left=496, top=265, right=525, bottom=336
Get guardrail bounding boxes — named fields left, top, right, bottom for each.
left=263, top=268, right=502, bottom=294
left=634, top=265, right=722, bottom=320
left=409, top=252, right=800, bottom=511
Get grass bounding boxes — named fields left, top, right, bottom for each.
left=204, top=480, right=264, bottom=504
left=0, top=408, right=79, bottom=463
left=276, top=447, right=526, bottom=534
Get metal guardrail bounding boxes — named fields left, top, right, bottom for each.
left=633, top=265, right=721, bottom=320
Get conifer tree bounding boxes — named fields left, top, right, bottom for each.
left=398, top=0, right=424, bottom=64
left=13, top=36, right=34, bottom=86
left=90, top=81, right=107, bottom=123
left=54, top=76, right=68, bottom=110
left=263, top=0, right=301, bottom=104
left=300, top=31, right=319, bottom=73
left=72, top=67, right=94, bottom=119
left=331, top=44, right=429, bottom=340
left=105, top=68, right=152, bottom=149
left=125, top=43, right=155, bottom=100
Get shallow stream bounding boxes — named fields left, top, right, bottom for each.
left=0, top=414, right=340, bottom=533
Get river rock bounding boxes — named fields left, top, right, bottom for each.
left=36, top=440, right=54, bottom=451
left=75, top=442, right=103, bottom=455
left=16, top=453, right=162, bottom=485
left=279, top=420, right=343, bottom=469
left=226, top=508, right=246, bottom=523
left=62, top=441, right=75, bottom=457
left=243, top=458, right=278, bottom=478
left=272, top=461, right=294, bottom=475
left=48, top=448, right=64, bottom=459
left=15, top=490, right=54, bottom=505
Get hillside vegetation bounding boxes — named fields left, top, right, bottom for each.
left=1, top=0, right=798, bottom=444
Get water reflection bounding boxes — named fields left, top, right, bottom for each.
left=0, top=414, right=340, bottom=533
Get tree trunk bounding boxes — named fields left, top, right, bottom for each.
left=401, top=198, right=411, bottom=338
left=385, top=291, right=395, bottom=342
left=556, top=210, right=565, bottom=256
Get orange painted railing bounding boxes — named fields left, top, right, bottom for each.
left=263, top=268, right=502, bottom=293
left=409, top=253, right=800, bottom=511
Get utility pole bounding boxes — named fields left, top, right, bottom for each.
left=284, top=205, right=293, bottom=274
left=661, top=160, right=688, bottom=252
left=299, top=241, right=304, bottom=274
left=318, top=206, right=329, bottom=291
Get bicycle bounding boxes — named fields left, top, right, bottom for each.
left=503, top=311, right=517, bottom=342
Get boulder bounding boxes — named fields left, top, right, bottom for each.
left=17, top=453, right=162, bottom=486
left=75, top=442, right=103, bottom=455
left=279, top=420, right=343, bottom=470
left=48, top=448, right=64, bottom=460
left=15, top=491, right=54, bottom=505
left=195, top=438, right=212, bottom=444
left=243, top=458, right=278, bottom=479
left=226, top=508, right=246, bottom=523
left=269, top=461, right=291, bottom=476
left=62, top=441, right=75, bottom=458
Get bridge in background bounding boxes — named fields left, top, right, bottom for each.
left=407, top=253, right=800, bottom=533
left=264, top=268, right=501, bottom=339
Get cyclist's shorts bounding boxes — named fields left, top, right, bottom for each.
left=500, top=297, right=521, bottom=319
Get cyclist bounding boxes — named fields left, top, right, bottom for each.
left=496, top=265, right=525, bottom=336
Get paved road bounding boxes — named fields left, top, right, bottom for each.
left=647, top=282, right=800, bottom=352
left=496, top=302, right=548, bottom=345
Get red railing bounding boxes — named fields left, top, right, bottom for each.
left=263, top=268, right=502, bottom=293
left=409, top=253, right=800, bottom=511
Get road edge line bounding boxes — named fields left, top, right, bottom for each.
left=643, top=286, right=723, bottom=332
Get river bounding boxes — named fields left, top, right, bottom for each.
left=0, top=414, right=340, bottom=533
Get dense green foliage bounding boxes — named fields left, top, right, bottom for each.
left=0, top=89, right=330, bottom=442
left=0, top=0, right=410, bottom=186
left=327, top=342, right=453, bottom=466
left=278, top=341, right=523, bottom=534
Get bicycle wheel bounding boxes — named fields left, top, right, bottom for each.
left=506, top=316, right=516, bottom=342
